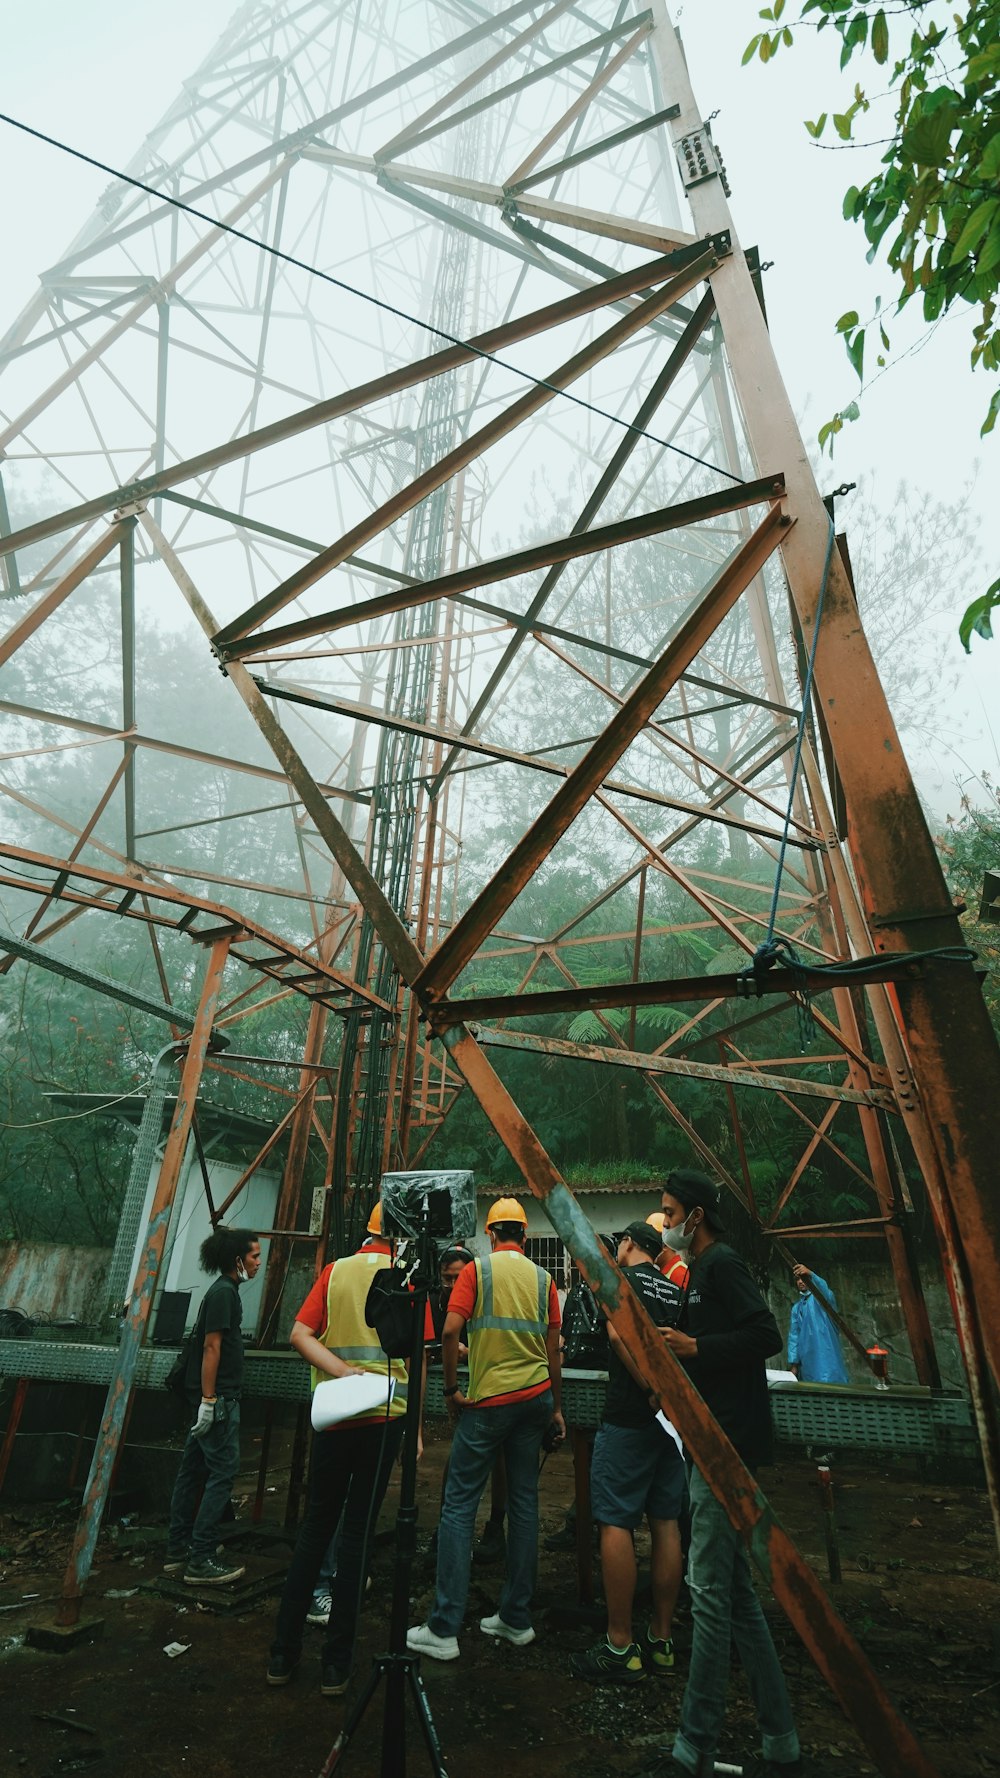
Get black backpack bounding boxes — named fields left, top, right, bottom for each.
left=163, top=1300, right=205, bottom=1397
left=562, top=1280, right=609, bottom=1368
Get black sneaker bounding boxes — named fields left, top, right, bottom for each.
left=184, top=1555, right=245, bottom=1586
left=569, top=1637, right=646, bottom=1684
left=473, top=1518, right=506, bottom=1565
left=321, top=1663, right=351, bottom=1697
left=267, top=1652, right=300, bottom=1687
left=544, top=1518, right=577, bottom=1551
left=641, top=1627, right=675, bottom=1676
left=164, top=1542, right=224, bottom=1575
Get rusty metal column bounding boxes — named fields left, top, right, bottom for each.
left=56, top=932, right=232, bottom=1626
left=649, top=0, right=1000, bottom=1401
left=256, top=993, right=329, bottom=1347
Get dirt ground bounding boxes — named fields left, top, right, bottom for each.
left=1, top=1424, right=998, bottom=1778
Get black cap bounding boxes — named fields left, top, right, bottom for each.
left=620, top=1220, right=663, bottom=1261
left=663, top=1168, right=726, bottom=1234
left=439, top=1244, right=475, bottom=1269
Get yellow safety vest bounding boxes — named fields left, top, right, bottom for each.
left=466, top=1251, right=550, bottom=1404
left=311, top=1250, right=408, bottom=1420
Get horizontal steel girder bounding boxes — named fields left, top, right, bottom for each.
left=471, top=1025, right=893, bottom=1108
left=221, top=470, right=782, bottom=660
left=430, top=957, right=928, bottom=1024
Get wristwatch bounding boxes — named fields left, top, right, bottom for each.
left=443, top=1384, right=460, bottom=1397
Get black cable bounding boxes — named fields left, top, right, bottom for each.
left=0, top=109, right=744, bottom=488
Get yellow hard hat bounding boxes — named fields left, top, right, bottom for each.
left=486, top=1196, right=528, bottom=1228
left=646, top=1212, right=666, bottom=1233
left=366, top=1201, right=383, bottom=1236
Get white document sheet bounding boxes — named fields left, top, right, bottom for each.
left=655, top=1410, right=684, bottom=1456
left=311, top=1372, right=395, bottom=1431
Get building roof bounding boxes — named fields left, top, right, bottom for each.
left=474, top=1181, right=656, bottom=1197
left=43, top=1093, right=277, bottom=1149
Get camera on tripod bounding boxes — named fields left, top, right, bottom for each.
left=365, top=1170, right=476, bottom=1361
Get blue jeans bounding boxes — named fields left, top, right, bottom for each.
left=429, top=1390, right=551, bottom=1638
left=168, top=1398, right=241, bottom=1562
left=313, top=1521, right=341, bottom=1603
left=673, top=1466, right=799, bottom=1773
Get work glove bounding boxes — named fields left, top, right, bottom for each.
left=191, top=1399, right=216, bottom=1439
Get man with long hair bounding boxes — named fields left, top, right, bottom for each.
left=165, top=1225, right=261, bottom=1585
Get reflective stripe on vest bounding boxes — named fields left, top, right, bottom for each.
left=310, top=1251, right=407, bottom=1418
left=466, top=1251, right=549, bottom=1404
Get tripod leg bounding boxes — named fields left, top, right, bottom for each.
left=316, top=1661, right=385, bottom=1778
left=406, top=1660, right=449, bottom=1778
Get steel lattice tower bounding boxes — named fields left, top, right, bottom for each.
left=1, top=9, right=1000, bottom=1761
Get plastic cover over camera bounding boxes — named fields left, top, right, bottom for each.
left=380, top=1169, right=476, bottom=1243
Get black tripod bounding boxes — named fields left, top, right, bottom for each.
left=318, top=1220, right=447, bottom=1778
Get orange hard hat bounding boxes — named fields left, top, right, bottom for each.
left=366, top=1201, right=383, bottom=1236
left=645, top=1212, right=666, bottom=1234
left=486, top=1196, right=528, bottom=1228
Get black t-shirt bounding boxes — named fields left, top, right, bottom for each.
left=602, top=1262, right=683, bottom=1428
left=184, top=1274, right=244, bottom=1401
left=679, top=1242, right=780, bottom=1467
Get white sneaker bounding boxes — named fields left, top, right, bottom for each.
left=479, top=1613, right=535, bottom=1647
left=306, top=1592, right=333, bottom=1625
left=407, top=1623, right=460, bottom=1662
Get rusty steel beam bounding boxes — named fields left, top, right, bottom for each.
left=0, top=697, right=367, bottom=802
left=225, top=304, right=735, bottom=662
left=139, top=513, right=427, bottom=988
left=650, top=1, right=1000, bottom=1432
left=256, top=677, right=811, bottom=849
left=373, top=0, right=586, bottom=161
left=0, top=840, right=390, bottom=1011
left=0, top=243, right=708, bottom=569
left=212, top=248, right=722, bottom=647
left=238, top=468, right=783, bottom=659
left=377, top=5, right=645, bottom=161
left=159, top=508, right=940, bottom=1778
left=471, top=1024, right=893, bottom=1108
left=431, top=955, right=925, bottom=1022
left=417, top=504, right=789, bottom=1000
left=505, top=18, right=655, bottom=188
left=0, top=524, right=124, bottom=669
left=56, top=937, right=231, bottom=1623
left=436, top=1024, right=938, bottom=1778
left=0, top=161, right=292, bottom=457
left=0, top=1377, right=30, bottom=1496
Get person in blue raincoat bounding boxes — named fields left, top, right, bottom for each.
left=787, top=1263, right=849, bottom=1384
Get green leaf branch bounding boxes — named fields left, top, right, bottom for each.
left=745, top=0, right=1000, bottom=647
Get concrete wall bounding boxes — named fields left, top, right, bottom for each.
left=0, top=1242, right=110, bottom=1326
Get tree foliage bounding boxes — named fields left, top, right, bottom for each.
left=937, top=777, right=1000, bottom=1025
left=745, top=0, right=1000, bottom=647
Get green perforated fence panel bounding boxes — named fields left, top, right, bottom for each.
left=0, top=1342, right=974, bottom=1458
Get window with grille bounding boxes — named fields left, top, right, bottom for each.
left=525, top=1236, right=570, bottom=1292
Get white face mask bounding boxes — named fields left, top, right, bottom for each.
left=662, top=1213, right=699, bottom=1256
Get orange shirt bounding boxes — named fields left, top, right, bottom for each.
left=657, top=1250, right=690, bottom=1290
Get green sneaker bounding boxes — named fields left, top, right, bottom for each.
left=642, top=1628, right=675, bottom=1676
left=569, top=1637, right=646, bottom=1684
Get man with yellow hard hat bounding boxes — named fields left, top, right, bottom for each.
left=408, top=1196, right=565, bottom=1661
left=267, top=1198, right=408, bottom=1695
